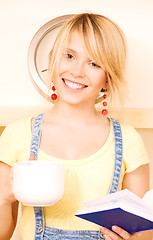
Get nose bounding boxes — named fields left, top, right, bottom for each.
left=70, top=61, right=85, bottom=78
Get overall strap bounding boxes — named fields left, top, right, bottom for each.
left=30, top=113, right=44, bottom=160
left=30, top=113, right=44, bottom=239
left=109, top=118, right=123, bottom=194
left=34, top=207, right=44, bottom=239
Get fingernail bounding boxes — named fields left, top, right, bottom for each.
left=100, top=226, right=105, bottom=231
left=112, top=225, right=117, bottom=231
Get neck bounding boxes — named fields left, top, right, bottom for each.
left=46, top=100, right=101, bottom=126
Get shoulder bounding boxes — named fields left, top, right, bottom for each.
left=118, top=122, right=149, bottom=173
left=120, top=123, right=139, bottom=137
left=110, top=119, right=140, bottom=143
left=117, top=122, right=146, bottom=151
left=1, top=116, right=32, bottom=139
left=120, top=123, right=143, bottom=146
left=0, top=117, right=33, bottom=166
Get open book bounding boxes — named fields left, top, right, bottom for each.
left=75, top=189, right=153, bottom=233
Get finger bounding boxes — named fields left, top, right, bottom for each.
left=29, top=153, right=36, bottom=160
left=112, top=226, right=130, bottom=239
left=9, top=167, right=14, bottom=185
left=100, top=226, right=123, bottom=240
left=9, top=168, right=16, bottom=199
left=134, top=232, right=141, bottom=236
left=104, top=235, right=112, bottom=240
left=10, top=167, right=14, bottom=179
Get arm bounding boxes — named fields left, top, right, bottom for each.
left=122, top=163, right=150, bottom=197
left=122, top=163, right=153, bottom=240
left=100, top=164, right=153, bottom=240
left=0, top=161, right=19, bottom=240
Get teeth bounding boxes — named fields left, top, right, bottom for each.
left=64, top=80, right=85, bottom=89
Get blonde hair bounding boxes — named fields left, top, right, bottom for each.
left=47, top=13, right=127, bottom=104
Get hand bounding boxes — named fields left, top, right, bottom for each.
left=100, top=226, right=141, bottom=240
left=0, top=164, right=17, bottom=205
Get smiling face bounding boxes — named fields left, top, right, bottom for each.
left=48, top=13, right=127, bottom=106
left=53, top=30, right=107, bottom=106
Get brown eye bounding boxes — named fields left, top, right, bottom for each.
left=90, top=62, right=100, bottom=68
left=65, top=53, right=74, bottom=60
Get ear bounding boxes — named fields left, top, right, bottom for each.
left=100, top=80, right=108, bottom=93
left=104, top=80, right=108, bottom=90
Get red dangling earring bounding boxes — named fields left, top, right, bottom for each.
left=51, top=85, right=57, bottom=101
left=102, top=93, right=108, bottom=116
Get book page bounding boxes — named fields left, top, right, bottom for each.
left=142, top=189, right=153, bottom=206
left=80, top=189, right=153, bottom=221
left=84, top=189, right=140, bottom=207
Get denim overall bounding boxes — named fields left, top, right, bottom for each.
left=30, top=114, right=123, bottom=240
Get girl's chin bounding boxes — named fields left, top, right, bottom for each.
left=57, top=94, right=94, bottom=106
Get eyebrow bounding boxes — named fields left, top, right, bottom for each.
left=65, top=48, right=78, bottom=55
left=65, top=48, right=91, bottom=62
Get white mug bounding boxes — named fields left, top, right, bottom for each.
left=13, top=160, right=64, bottom=206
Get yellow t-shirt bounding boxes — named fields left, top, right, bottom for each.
left=0, top=117, right=149, bottom=240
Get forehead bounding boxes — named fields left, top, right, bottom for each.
left=67, top=31, right=84, bottom=48
left=65, top=30, right=91, bottom=57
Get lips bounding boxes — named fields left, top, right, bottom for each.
left=62, top=78, right=88, bottom=90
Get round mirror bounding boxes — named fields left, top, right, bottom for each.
left=28, top=14, right=103, bottom=103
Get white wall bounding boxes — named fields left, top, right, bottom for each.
left=0, top=0, right=153, bottom=108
